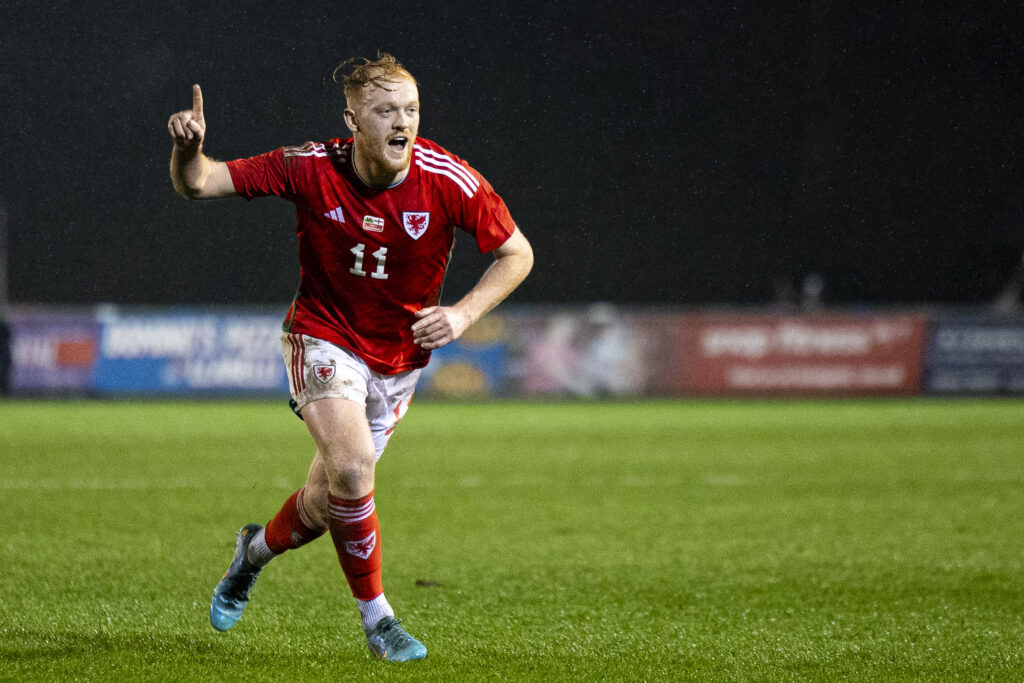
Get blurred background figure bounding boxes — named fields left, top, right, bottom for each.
left=992, top=249, right=1024, bottom=315
left=524, top=313, right=586, bottom=395
left=801, top=273, right=825, bottom=312
left=0, top=198, right=9, bottom=395
left=523, top=305, right=646, bottom=398
left=580, top=303, right=646, bottom=397
left=0, top=317, right=10, bottom=396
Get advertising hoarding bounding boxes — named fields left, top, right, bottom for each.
left=92, top=311, right=288, bottom=395
left=924, top=318, right=1024, bottom=394
left=676, top=314, right=927, bottom=396
left=9, top=310, right=99, bottom=393
left=514, top=305, right=651, bottom=398
left=8, top=307, right=1024, bottom=399
left=418, top=314, right=510, bottom=397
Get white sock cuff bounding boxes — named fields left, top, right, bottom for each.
left=245, top=527, right=277, bottom=567
left=357, top=593, right=394, bottom=633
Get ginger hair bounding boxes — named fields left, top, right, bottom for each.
left=333, top=53, right=417, bottom=107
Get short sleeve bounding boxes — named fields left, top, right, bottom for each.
left=225, top=147, right=295, bottom=201
left=453, top=163, right=517, bottom=254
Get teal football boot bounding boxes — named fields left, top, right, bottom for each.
left=209, top=524, right=264, bottom=631
left=366, top=617, right=427, bottom=661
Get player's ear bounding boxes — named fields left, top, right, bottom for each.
left=344, top=108, right=358, bottom=133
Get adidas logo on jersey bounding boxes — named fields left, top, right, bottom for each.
left=324, top=207, right=345, bottom=223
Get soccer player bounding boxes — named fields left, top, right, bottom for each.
left=167, top=54, right=533, bottom=662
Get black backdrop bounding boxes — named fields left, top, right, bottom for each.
left=3, top=1, right=1022, bottom=307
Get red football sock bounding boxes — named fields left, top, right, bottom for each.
left=327, top=491, right=383, bottom=600
left=264, top=488, right=326, bottom=554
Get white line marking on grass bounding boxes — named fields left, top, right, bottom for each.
left=703, top=475, right=745, bottom=486
left=398, top=474, right=550, bottom=488
left=0, top=478, right=294, bottom=491
left=621, top=475, right=663, bottom=487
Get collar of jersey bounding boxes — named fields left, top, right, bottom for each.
left=350, top=148, right=411, bottom=190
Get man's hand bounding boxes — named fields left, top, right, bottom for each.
left=168, top=84, right=233, bottom=199
left=168, top=84, right=206, bottom=150
left=411, top=227, right=533, bottom=351
left=412, top=306, right=472, bottom=350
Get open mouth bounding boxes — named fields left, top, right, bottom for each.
left=388, top=136, right=408, bottom=152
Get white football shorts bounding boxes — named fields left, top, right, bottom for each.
left=281, top=333, right=421, bottom=459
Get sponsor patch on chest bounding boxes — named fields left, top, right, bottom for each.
left=403, top=212, right=430, bottom=240
left=362, top=215, right=385, bottom=233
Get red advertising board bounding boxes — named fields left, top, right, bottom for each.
left=677, top=313, right=927, bottom=396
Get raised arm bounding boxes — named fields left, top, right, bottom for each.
left=168, top=84, right=236, bottom=199
left=411, top=226, right=534, bottom=350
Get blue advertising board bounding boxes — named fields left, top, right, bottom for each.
left=92, top=311, right=289, bottom=395
left=7, top=307, right=512, bottom=398
left=9, top=310, right=100, bottom=393
left=416, top=314, right=510, bottom=397
left=924, top=317, right=1024, bottom=394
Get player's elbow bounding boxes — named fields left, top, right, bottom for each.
left=173, top=176, right=224, bottom=201
left=508, top=232, right=534, bottom=279
left=518, top=241, right=534, bottom=278
left=174, top=183, right=203, bottom=200
left=170, top=158, right=231, bottom=200
left=170, top=170, right=205, bottom=200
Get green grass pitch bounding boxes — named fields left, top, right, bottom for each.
left=2, top=398, right=1023, bottom=681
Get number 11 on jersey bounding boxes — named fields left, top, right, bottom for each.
left=349, top=243, right=389, bottom=280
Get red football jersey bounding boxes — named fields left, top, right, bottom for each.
left=226, top=137, right=516, bottom=374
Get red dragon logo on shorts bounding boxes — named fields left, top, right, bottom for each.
left=313, top=364, right=336, bottom=383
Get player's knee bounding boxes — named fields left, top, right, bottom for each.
left=326, top=447, right=376, bottom=496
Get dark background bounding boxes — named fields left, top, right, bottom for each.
left=2, top=1, right=1022, bottom=307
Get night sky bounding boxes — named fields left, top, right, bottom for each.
left=3, top=2, right=1022, bottom=307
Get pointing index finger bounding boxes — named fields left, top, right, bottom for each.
left=192, top=84, right=204, bottom=118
